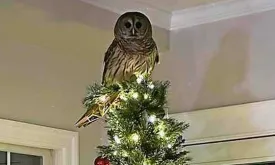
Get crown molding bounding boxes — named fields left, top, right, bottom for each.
left=171, top=0, right=275, bottom=30
left=80, top=0, right=172, bottom=29
left=80, top=0, right=275, bottom=30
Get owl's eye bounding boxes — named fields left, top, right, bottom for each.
left=135, top=22, right=142, bottom=29
left=124, top=22, right=132, bottom=29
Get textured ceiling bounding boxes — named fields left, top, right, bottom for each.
left=135, top=0, right=228, bottom=12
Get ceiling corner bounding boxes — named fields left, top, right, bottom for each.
left=80, top=0, right=172, bottom=30
left=79, top=0, right=275, bottom=31
left=170, top=0, right=275, bottom=30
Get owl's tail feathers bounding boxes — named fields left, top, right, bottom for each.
left=75, top=91, right=121, bottom=128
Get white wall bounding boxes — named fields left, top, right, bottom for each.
left=0, top=1, right=112, bottom=164
left=155, top=10, right=275, bottom=113
left=0, top=1, right=169, bottom=164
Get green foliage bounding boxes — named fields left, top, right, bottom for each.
left=84, top=78, right=190, bottom=165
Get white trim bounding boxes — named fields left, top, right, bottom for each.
left=79, top=0, right=275, bottom=30
left=171, top=100, right=275, bottom=145
left=171, top=0, right=275, bottom=30
left=171, top=100, right=275, bottom=164
left=0, top=119, right=79, bottom=165
left=0, top=143, right=52, bottom=165
left=7, top=152, right=10, bottom=165
left=186, top=136, right=275, bottom=165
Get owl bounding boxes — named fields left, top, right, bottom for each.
left=102, top=11, right=159, bottom=85
left=75, top=12, right=159, bottom=128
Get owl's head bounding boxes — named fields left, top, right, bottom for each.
left=114, top=12, right=152, bottom=40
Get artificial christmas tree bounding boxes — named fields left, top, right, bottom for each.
left=75, top=11, right=191, bottom=165
left=83, top=76, right=190, bottom=165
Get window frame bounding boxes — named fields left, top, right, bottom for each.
left=0, top=143, right=52, bottom=165
left=0, top=119, right=78, bottom=165
left=171, top=100, right=275, bottom=165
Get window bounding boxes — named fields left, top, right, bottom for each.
left=0, top=143, right=52, bottom=165
left=0, top=119, right=78, bottom=165
left=172, top=100, right=275, bottom=165
left=242, top=162, right=275, bottom=165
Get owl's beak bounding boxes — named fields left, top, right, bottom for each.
left=131, top=28, right=137, bottom=36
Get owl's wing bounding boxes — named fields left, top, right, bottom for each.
left=152, top=40, right=159, bottom=64
left=102, top=39, right=118, bottom=85
left=143, top=42, right=160, bottom=79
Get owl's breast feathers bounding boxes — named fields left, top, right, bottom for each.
left=102, top=38, right=159, bottom=85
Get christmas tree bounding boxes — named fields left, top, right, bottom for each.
left=83, top=75, right=190, bottom=165
left=75, top=11, right=191, bottom=165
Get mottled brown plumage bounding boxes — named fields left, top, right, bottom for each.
left=102, top=11, right=159, bottom=85
left=75, top=12, right=159, bottom=128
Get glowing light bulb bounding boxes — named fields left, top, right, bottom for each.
left=114, top=135, right=121, bottom=144
left=136, top=75, right=144, bottom=84
left=144, top=93, right=149, bottom=99
left=132, top=92, right=139, bottom=99
left=131, top=133, right=140, bottom=142
left=148, top=115, right=156, bottom=123
left=168, top=144, right=172, bottom=148
left=148, top=83, right=154, bottom=89
left=159, top=130, right=165, bottom=138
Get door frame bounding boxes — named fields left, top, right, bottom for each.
left=0, top=119, right=78, bottom=165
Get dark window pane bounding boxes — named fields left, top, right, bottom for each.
left=0, top=151, right=6, bottom=165
left=11, top=153, right=42, bottom=165
left=251, top=163, right=275, bottom=165
left=238, top=162, right=275, bottom=165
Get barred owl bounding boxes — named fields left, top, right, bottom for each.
left=76, top=12, right=159, bottom=128
left=102, top=11, right=159, bottom=85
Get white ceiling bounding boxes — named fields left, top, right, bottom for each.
left=82, top=0, right=275, bottom=30
left=134, top=0, right=227, bottom=12
left=5, top=0, right=275, bottom=115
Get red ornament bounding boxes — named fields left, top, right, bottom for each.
left=94, top=156, right=105, bottom=165
left=94, top=156, right=110, bottom=165
left=104, top=158, right=110, bottom=165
